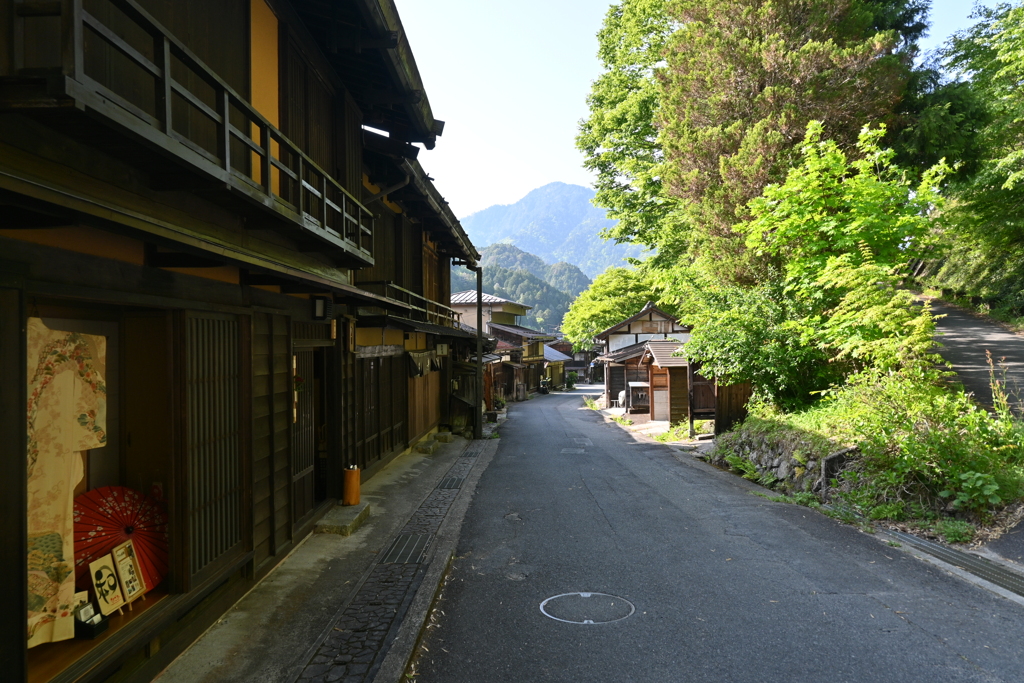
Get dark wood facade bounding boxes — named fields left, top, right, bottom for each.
left=0, top=1, right=479, bottom=681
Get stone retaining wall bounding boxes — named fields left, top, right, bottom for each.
left=708, top=424, right=856, bottom=496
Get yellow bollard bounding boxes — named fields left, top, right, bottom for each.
left=342, top=467, right=360, bottom=506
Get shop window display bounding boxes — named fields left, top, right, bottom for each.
left=26, top=310, right=173, bottom=683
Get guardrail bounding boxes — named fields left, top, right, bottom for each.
left=10, top=0, right=373, bottom=262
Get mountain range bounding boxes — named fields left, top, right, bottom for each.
left=451, top=244, right=589, bottom=331
left=458, top=182, right=643, bottom=279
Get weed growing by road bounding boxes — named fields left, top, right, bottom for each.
left=726, top=455, right=778, bottom=488
left=583, top=396, right=598, bottom=410
left=754, top=491, right=820, bottom=508
left=655, top=423, right=690, bottom=442
left=933, top=519, right=976, bottom=544
left=611, top=415, right=633, bottom=426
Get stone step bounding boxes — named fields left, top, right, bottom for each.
left=314, top=502, right=371, bottom=536
left=416, top=439, right=439, bottom=455
left=435, top=431, right=454, bottom=443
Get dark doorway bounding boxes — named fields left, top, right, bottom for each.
left=292, top=346, right=329, bottom=523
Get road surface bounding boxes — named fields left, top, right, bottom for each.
left=414, top=388, right=1024, bottom=682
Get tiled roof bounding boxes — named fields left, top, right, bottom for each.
left=643, top=340, right=688, bottom=367
left=595, top=341, right=649, bottom=362
left=487, top=322, right=556, bottom=341
left=543, top=345, right=573, bottom=362
left=450, top=290, right=523, bottom=306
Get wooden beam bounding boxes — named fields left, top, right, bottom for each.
left=325, top=28, right=399, bottom=53
left=146, top=244, right=227, bottom=268
left=362, top=130, right=419, bottom=160
left=0, top=204, right=74, bottom=228
left=359, top=89, right=423, bottom=106
left=0, top=287, right=26, bottom=683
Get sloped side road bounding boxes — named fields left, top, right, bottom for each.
left=414, top=390, right=1024, bottom=683
left=929, top=298, right=1024, bottom=408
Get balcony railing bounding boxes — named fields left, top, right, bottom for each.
left=358, top=281, right=460, bottom=328
left=7, top=0, right=373, bottom=264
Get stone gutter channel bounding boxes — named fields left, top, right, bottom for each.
left=883, top=530, right=1024, bottom=599
left=291, top=438, right=495, bottom=683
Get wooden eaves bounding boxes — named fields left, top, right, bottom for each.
left=290, top=0, right=444, bottom=149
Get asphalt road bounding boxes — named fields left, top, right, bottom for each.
left=930, top=299, right=1024, bottom=410
left=414, top=388, right=1024, bottom=682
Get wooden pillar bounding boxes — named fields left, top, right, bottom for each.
left=0, top=287, right=26, bottom=682
left=474, top=267, right=483, bottom=439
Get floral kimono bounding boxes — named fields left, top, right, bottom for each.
left=26, top=318, right=107, bottom=648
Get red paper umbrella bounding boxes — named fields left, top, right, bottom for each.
left=73, top=486, right=169, bottom=594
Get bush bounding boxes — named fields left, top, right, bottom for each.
left=817, top=367, right=1024, bottom=516
left=714, top=366, right=1024, bottom=520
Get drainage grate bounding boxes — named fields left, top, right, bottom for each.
left=438, top=476, right=464, bottom=489
left=462, top=443, right=484, bottom=458
left=379, top=534, right=429, bottom=564
left=561, top=448, right=585, bottom=454
left=890, top=531, right=1024, bottom=598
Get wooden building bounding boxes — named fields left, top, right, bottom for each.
left=0, top=1, right=480, bottom=681
left=594, top=303, right=689, bottom=409
left=543, top=344, right=572, bottom=389
left=638, top=343, right=754, bottom=435
left=640, top=341, right=689, bottom=423
left=451, top=291, right=554, bottom=395
left=450, top=290, right=529, bottom=330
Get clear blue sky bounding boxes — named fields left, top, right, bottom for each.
left=396, top=0, right=996, bottom=220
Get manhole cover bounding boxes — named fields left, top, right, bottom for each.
left=539, top=592, right=635, bottom=624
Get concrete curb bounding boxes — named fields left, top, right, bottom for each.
left=370, top=438, right=500, bottom=683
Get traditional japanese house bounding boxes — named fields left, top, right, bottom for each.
left=450, top=291, right=553, bottom=394
left=0, top=1, right=480, bottom=681
left=593, top=303, right=689, bottom=409
left=638, top=342, right=754, bottom=435
left=550, top=339, right=598, bottom=384
left=488, top=323, right=554, bottom=394
left=543, top=344, right=572, bottom=389
left=449, top=290, right=530, bottom=331
left=640, top=341, right=689, bottom=423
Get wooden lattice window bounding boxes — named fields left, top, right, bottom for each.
left=183, top=313, right=248, bottom=584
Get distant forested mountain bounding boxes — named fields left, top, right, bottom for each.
left=450, top=244, right=592, bottom=331
left=480, top=244, right=591, bottom=296
left=459, top=182, right=644, bottom=278
left=451, top=264, right=574, bottom=331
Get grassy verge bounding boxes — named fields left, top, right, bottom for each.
left=653, top=420, right=714, bottom=442
left=712, top=366, right=1024, bottom=542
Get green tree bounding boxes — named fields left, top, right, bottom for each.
left=920, top=3, right=1024, bottom=309
left=659, top=0, right=919, bottom=283
left=562, top=267, right=667, bottom=348
left=576, top=0, right=676, bottom=249
left=681, top=122, right=945, bottom=404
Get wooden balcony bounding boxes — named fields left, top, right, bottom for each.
left=358, top=281, right=460, bottom=328
left=2, top=0, right=374, bottom=267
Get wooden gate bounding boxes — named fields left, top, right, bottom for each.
left=716, top=383, right=754, bottom=434
left=688, top=364, right=716, bottom=435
